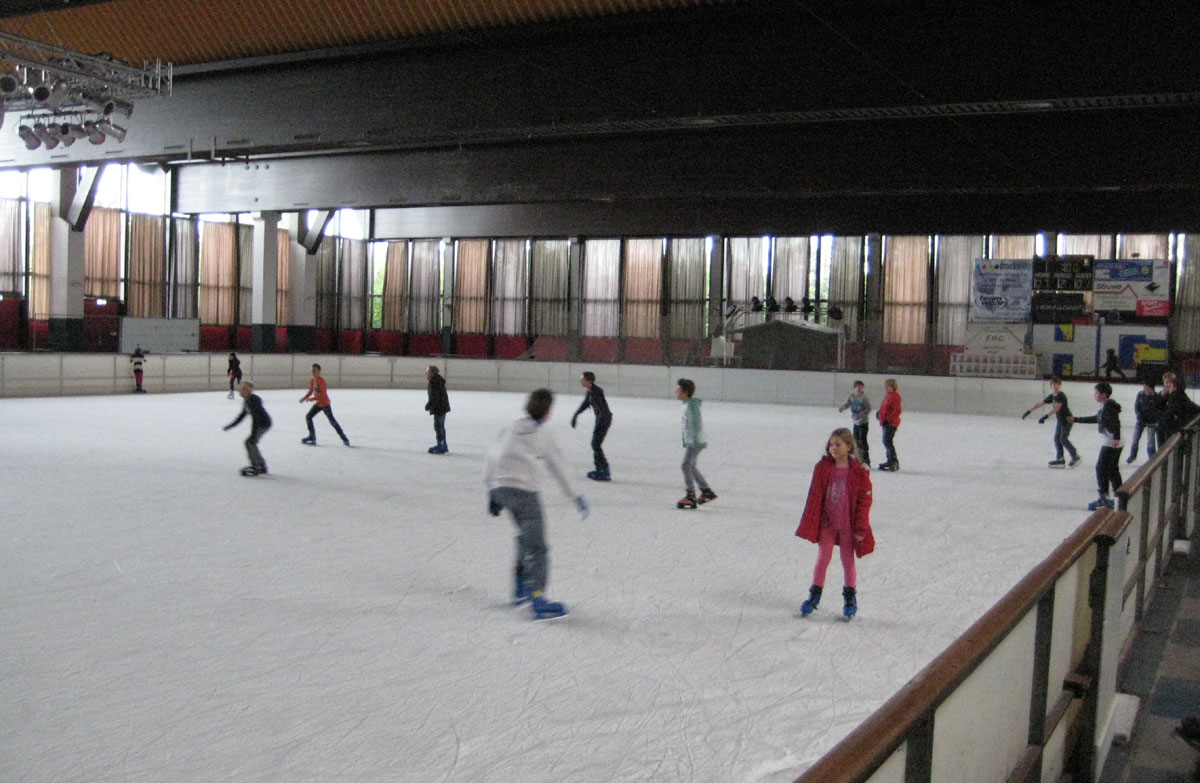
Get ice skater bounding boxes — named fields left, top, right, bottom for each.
left=876, top=378, right=902, bottom=471
left=227, top=352, right=242, bottom=398
left=424, top=365, right=451, bottom=454
left=795, top=428, right=875, bottom=620
left=571, top=371, right=613, bottom=481
left=1102, top=348, right=1128, bottom=381
left=1023, top=376, right=1080, bottom=468
left=299, top=363, right=350, bottom=446
left=130, top=346, right=146, bottom=393
left=1068, top=381, right=1123, bottom=510
left=484, top=388, right=589, bottom=621
left=223, top=381, right=272, bottom=476
left=1127, top=381, right=1160, bottom=463
left=1158, top=372, right=1200, bottom=444
left=676, top=378, right=717, bottom=509
left=838, top=379, right=872, bottom=466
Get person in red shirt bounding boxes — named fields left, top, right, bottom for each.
left=299, top=363, right=350, bottom=446
left=876, top=378, right=902, bottom=471
left=794, top=428, right=875, bottom=620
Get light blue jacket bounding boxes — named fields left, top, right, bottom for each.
left=682, top=397, right=706, bottom=449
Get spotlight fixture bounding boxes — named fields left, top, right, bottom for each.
left=17, top=124, right=40, bottom=149
left=56, top=122, right=87, bottom=147
left=78, top=89, right=115, bottom=115
left=83, top=120, right=105, bottom=144
left=95, top=119, right=126, bottom=142
left=31, top=122, right=58, bottom=149
left=109, top=98, right=133, bottom=119
left=0, top=73, right=19, bottom=96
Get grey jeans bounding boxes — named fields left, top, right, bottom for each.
left=681, top=446, right=711, bottom=494
left=490, top=487, right=549, bottom=593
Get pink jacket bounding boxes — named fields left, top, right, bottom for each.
left=795, top=455, right=876, bottom=558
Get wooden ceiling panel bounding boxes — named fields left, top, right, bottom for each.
left=0, top=0, right=733, bottom=67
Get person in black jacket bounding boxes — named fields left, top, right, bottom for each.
left=227, top=352, right=242, bottom=399
left=224, top=381, right=272, bottom=476
left=1127, top=382, right=1161, bottom=463
left=571, top=371, right=613, bottom=481
left=1069, top=381, right=1123, bottom=510
left=425, top=365, right=451, bottom=454
left=1159, top=371, right=1200, bottom=444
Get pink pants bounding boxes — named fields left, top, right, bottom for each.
left=811, top=525, right=856, bottom=588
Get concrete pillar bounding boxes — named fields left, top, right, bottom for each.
left=48, top=167, right=86, bottom=351
left=440, top=237, right=454, bottom=354
left=249, top=211, right=280, bottom=352
left=567, top=237, right=583, bottom=362
left=285, top=213, right=316, bottom=352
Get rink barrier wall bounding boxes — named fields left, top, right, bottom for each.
left=796, top=417, right=1200, bottom=783
left=0, top=353, right=1104, bottom=416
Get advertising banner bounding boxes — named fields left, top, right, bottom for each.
left=971, top=258, right=1033, bottom=323
left=1093, top=259, right=1170, bottom=316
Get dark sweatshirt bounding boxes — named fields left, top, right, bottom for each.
left=1073, top=399, right=1122, bottom=447
left=228, top=394, right=272, bottom=430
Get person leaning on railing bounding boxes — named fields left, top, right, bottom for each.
left=1158, top=371, right=1200, bottom=443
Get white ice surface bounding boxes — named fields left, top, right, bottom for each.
left=0, top=385, right=1140, bottom=782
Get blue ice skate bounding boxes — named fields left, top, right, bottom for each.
left=842, top=587, right=857, bottom=620
left=512, top=575, right=532, bottom=607
left=530, top=594, right=568, bottom=621
left=799, top=585, right=822, bottom=617
left=1087, top=496, right=1115, bottom=511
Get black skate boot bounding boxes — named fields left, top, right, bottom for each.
left=676, top=490, right=697, bottom=509
left=698, top=488, right=717, bottom=504
left=799, top=585, right=822, bottom=617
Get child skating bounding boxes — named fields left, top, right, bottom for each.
left=838, top=379, right=872, bottom=466
left=424, top=365, right=451, bottom=454
left=876, top=378, right=902, bottom=471
left=676, top=378, right=717, bottom=509
left=795, top=428, right=875, bottom=620
left=571, top=371, right=613, bottom=481
left=223, top=381, right=272, bottom=476
left=1068, top=381, right=1123, bottom=510
left=227, top=352, right=242, bottom=398
left=1127, top=381, right=1160, bottom=463
left=130, top=346, right=146, bottom=393
left=484, top=388, right=589, bottom=621
left=1023, top=375, right=1080, bottom=468
left=299, top=363, right=350, bottom=446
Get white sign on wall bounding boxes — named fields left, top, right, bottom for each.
left=1092, top=259, right=1170, bottom=316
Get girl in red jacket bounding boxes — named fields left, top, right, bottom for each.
left=877, top=378, right=902, bottom=471
left=795, top=428, right=875, bottom=619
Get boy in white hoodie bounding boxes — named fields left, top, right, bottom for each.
left=484, top=388, right=588, bottom=620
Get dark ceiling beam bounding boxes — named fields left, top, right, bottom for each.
left=0, top=0, right=118, bottom=19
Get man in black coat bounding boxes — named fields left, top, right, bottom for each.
left=425, top=366, right=451, bottom=454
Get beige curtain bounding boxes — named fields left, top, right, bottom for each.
left=454, top=239, right=489, bottom=334
left=667, top=237, right=707, bottom=340
left=382, top=241, right=409, bottom=331
left=84, top=207, right=122, bottom=298
left=991, top=235, right=1036, bottom=259
left=1173, top=235, right=1200, bottom=352
left=314, top=240, right=338, bottom=329
left=199, top=221, right=236, bottom=325
left=1058, top=234, right=1114, bottom=258
left=622, top=238, right=662, bottom=339
left=829, top=236, right=863, bottom=340
left=883, top=235, right=929, bottom=344
left=275, top=229, right=290, bottom=327
left=170, top=218, right=198, bottom=319
left=491, top=239, right=527, bottom=336
left=127, top=213, right=165, bottom=317
left=1118, top=234, right=1169, bottom=260
left=936, top=235, right=984, bottom=345
left=530, top=239, right=569, bottom=337
left=409, top=239, right=441, bottom=333
left=0, top=199, right=21, bottom=293
left=237, top=224, right=254, bottom=325
left=339, top=238, right=368, bottom=330
left=727, top=236, right=769, bottom=327
left=29, top=203, right=51, bottom=319
left=583, top=239, right=620, bottom=337
left=771, top=236, right=809, bottom=302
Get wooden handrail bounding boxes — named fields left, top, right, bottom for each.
left=797, top=508, right=1126, bottom=782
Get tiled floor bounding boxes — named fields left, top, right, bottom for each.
left=1100, top=524, right=1200, bottom=783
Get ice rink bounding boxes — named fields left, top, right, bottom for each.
left=0, top=382, right=1144, bottom=782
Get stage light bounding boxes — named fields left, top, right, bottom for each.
left=32, top=122, right=58, bottom=149
left=18, top=124, right=40, bottom=149
left=0, top=73, right=20, bottom=96
left=78, top=90, right=116, bottom=116
left=83, top=120, right=106, bottom=144
left=95, top=120, right=126, bottom=142
left=109, top=98, right=134, bottom=118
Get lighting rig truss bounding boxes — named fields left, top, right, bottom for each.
left=0, top=30, right=171, bottom=148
